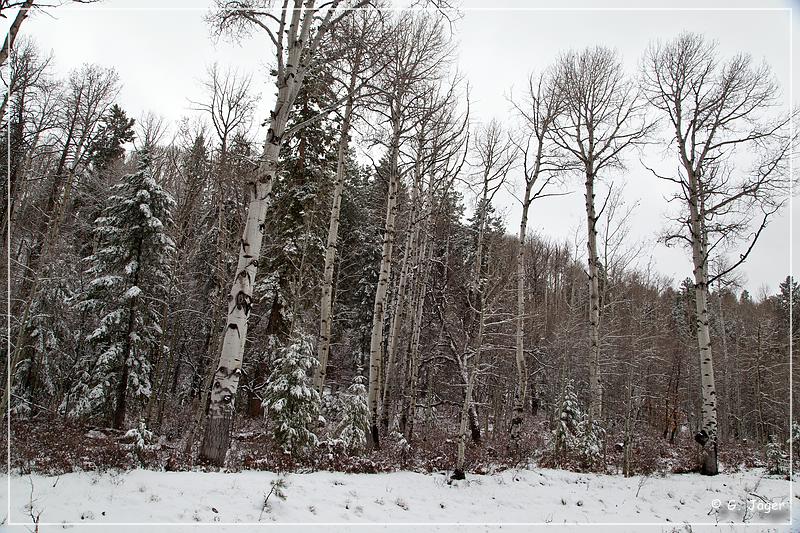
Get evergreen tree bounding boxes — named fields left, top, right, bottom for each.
left=789, top=421, right=800, bottom=472
left=10, top=250, right=80, bottom=416
left=88, top=104, right=136, bottom=172
left=62, top=150, right=175, bottom=428
left=673, top=277, right=696, bottom=339
left=552, top=379, right=604, bottom=468
left=334, top=373, right=369, bottom=454
left=466, top=198, right=505, bottom=259
left=553, top=379, right=581, bottom=460
left=76, top=104, right=136, bottom=257
left=776, top=275, right=799, bottom=338
left=334, top=154, right=383, bottom=367
left=258, top=63, right=340, bottom=334
left=765, top=434, right=788, bottom=475
left=262, top=334, right=321, bottom=457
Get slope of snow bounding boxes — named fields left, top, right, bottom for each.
left=1, top=467, right=793, bottom=532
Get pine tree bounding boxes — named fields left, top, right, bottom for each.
left=87, top=104, right=136, bottom=172
left=334, top=373, right=369, bottom=454
left=552, top=379, right=604, bottom=468
left=62, top=150, right=175, bottom=429
left=262, top=334, right=321, bottom=457
left=553, top=379, right=581, bottom=460
left=673, top=278, right=696, bottom=340
left=765, top=434, right=788, bottom=475
left=776, top=275, right=799, bottom=338
left=334, top=155, right=383, bottom=366
left=75, top=104, right=136, bottom=258
left=466, top=198, right=505, bottom=265
left=789, top=421, right=800, bottom=472
left=258, top=63, right=340, bottom=335
left=575, top=417, right=605, bottom=468
left=10, top=252, right=80, bottom=416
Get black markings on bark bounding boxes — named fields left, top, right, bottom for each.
left=695, top=430, right=709, bottom=446
left=236, top=269, right=251, bottom=285
left=235, top=291, right=252, bottom=315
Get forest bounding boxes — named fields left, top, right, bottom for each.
left=0, top=0, right=798, bottom=527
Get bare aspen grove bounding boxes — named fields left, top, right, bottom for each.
left=0, top=0, right=797, bottom=528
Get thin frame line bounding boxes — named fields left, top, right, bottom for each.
left=3, top=3, right=795, bottom=528
left=13, top=520, right=798, bottom=527
left=5, top=25, right=10, bottom=527
left=788, top=4, right=794, bottom=526
left=8, top=6, right=794, bottom=10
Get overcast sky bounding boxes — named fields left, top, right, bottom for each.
left=11, top=0, right=799, bottom=295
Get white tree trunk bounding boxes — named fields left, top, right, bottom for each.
left=367, top=125, right=400, bottom=449
left=199, top=141, right=281, bottom=464
left=717, top=288, right=731, bottom=442
left=585, top=169, right=602, bottom=423
left=401, top=233, right=432, bottom=441
left=313, top=79, right=357, bottom=394
left=455, top=281, right=484, bottom=475
left=400, top=181, right=436, bottom=440
left=688, top=169, right=719, bottom=475
left=454, top=363, right=477, bottom=480
left=381, top=173, right=422, bottom=430
left=198, top=0, right=326, bottom=464
left=510, top=181, right=533, bottom=440
left=185, top=179, right=228, bottom=455
left=200, top=62, right=304, bottom=465
left=380, top=229, right=412, bottom=430
left=454, top=179, right=497, bottom=471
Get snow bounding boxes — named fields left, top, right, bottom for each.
left=122, top=286, right=142, bottom=300
left=1, top=468, right=793, bottom=532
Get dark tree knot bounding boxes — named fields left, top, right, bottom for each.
left=235, top=291, right=252, bottom=315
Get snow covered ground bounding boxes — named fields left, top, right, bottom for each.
left=0, top=467, right=794, bottom=532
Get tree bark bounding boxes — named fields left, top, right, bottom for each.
left=367, top=118, right=400, bottom=449
left=200, top=69, right=301, bottom=465
left=456, top=294, right=483, bottom=474
left=198, top=138, right=283, bottom=464
left=380, top=176, right=420, bottom=431
left=510, top=177, right=534, bottom=440
left=198, top=0, right=327, bottom=464
left=185, top=162, right=228, bottom=457
left=380, top=234, right=411, bottom=431
left=585, top=167, right=602, bottom=423
left=688, top=168, right=719, bottom=476
left=401, top=229, right=433, bottom=441
left=400, top=191, right=441, bottom=442
left=0, top=0, right=35, bottom=74
left=717, top=288, right=731, bottom=442
left=453, top=365, right=477, bottom=480
left=313, top=79, right=356, bottom=394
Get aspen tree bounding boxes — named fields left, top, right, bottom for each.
left=453, top=120, right=513, bottom=478
left=643, top=32, right=791, bottom=474
left=365, top=12, right=452, bottom=449
left=508, top=70, right=564, bottom=440
left=552, top=47, right=651, bottom=424
left=199, top=0, right=371, bottom=466
left=315, top=10, right=386, bottom=394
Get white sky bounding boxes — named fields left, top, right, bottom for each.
left=11, top=0, right=800, bottom=295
